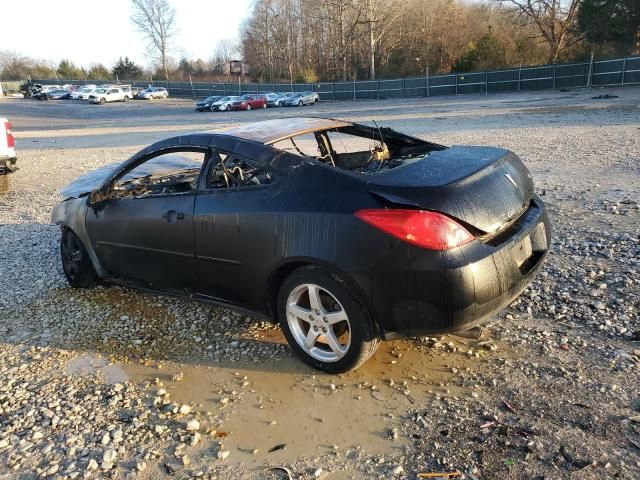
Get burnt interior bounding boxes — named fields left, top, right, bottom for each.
left=272, top=124, right=446, bottom=175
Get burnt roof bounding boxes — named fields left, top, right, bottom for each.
left=213, top=117, right=352, bottom=145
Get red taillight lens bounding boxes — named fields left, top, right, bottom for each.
left=355, top=209, right=474, bottom=250
left=5, top=121, right=14, bottom=148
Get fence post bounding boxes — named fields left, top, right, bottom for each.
left=455, top=74, right=458, bottom=95
left=621, top=57, right=627, bottom=86
left=377, top=80, right=380, bottom=100
left=332, top=82, right=335, bottom=101
left=552, top=65, right=556, bottom=90
left=426, top=66, right=430, bottom=97
left=353, top=78, right=356, bottom=101
left=485, top=71, right=488, bottom=94
left=587, top=52, right=594, bottom=88
left=402, top=78, right=405, bottom=97
left=517, top=65, right=522, bottom=91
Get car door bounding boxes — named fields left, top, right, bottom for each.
left=194, top=148, right=280, bottom=310
left=86, top=148, right=207, bottom=290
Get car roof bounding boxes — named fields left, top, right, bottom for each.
left=214, top=117, right=352, bottom=145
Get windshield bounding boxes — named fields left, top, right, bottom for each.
left=95, top=88, right=107, bottom=93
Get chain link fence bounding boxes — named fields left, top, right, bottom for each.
left=31, top=56, right=640, bottom=101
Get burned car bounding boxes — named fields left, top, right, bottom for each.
left=52, top=118, right=550, bottom=372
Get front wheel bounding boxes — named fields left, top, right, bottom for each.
left=99, top=97, right=105, bottom=105
left=298, top=100, right=303, bottom=107
left=246, top=104, right=252, bottom=111
left=278, top=266, right=380, bottom=373
left=60, top=229, right=97, bottom=288
left=122, top=96, right=128, bottom=102
left=262, top=103, right=267, bottom=109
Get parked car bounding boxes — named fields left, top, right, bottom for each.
left=195, top=96, right=222, bottom=112
left=0, top=118, right=17, bottom=174
left=89, top=87, right=130, bottom=104
left=52, top=117, right=550, bottom=373
left=47, top=89, right=73, bottom=100
left=265, top=92, right=286, bottom=107
left=209, top=96, right=239, bottom=111
left=70, top=86, right=98, bottom=100
left=284, top=91, right=319, bottom=106
left=32, top=86, right=65, bottom=100
left=137, top=87, right=168, bottom=100
left=230, top=94, right=267, bottom=111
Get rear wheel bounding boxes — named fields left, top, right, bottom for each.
left=99, top=97, right=105, bottom=105
left=278, top=266, right=380, bottom=373
left=122, top=96, right=128, bottom=102
left=262, top=103, right=267, bottom=109
left=60, top=229, right=97, bottom=288
left=298, top=100, right=303, bottom=106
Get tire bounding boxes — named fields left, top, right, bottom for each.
left=298, top=100, right=303, bottom=107
left=277, top=101, right=282, bottom=107
left=60, top=229, right=97, bottom=288
left=247, top=104, right=252, bottom=111
left=262, top=103, right=267, bottom=109
left=99, top=97, right=105, bottom=105
left=278, top=266, right=380, bottom=373
left=122, top=96, right=128, bottom=102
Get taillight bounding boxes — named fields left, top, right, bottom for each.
left=355, top=209, right=474, bottom=250
left=5, top=121, right=14, bottom=148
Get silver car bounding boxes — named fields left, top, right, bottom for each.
left=284, top=91, right=319, bottom=107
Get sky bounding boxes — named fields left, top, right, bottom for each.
left=0, top=0, right=254, bottom=68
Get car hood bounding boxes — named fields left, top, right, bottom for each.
left=58, top=157, right=201, bottom=200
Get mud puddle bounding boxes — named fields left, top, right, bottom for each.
left=117, top=337, right=480, bottom=466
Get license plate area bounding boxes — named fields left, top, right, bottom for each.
left=514, top=234, right=533, bottom=268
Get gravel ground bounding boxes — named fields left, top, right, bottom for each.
left=0, top=88, right=639, bottom=479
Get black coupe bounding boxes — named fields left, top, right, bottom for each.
left=52, top=118, right=551, bottom=372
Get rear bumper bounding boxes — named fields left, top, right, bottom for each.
left=373, top=198, right=551, bottom=339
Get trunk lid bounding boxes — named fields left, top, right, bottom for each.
left=366, top=146, right=534, bottom=234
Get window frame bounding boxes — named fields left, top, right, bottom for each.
left=198, top=147, right=281, bottom=194
left=103, top=146, right=211, bottom=201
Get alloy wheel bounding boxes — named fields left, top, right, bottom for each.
left=286, top=283, right=351, bottom=362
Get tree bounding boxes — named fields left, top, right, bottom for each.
left=87, top=63, right=111, bottom=80
left=493, top=0, right=581, bottom=63
left=112, top=56, right=143, bottom=79
left=130, top=0, right=176, bottom=80
left=57, top=59, right=83, bottom=79
left=578, top=0, right=640, bottom=55
left=454, top=30, right=508, bottom=71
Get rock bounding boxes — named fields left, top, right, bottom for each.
left=217, top=450, right=230, bottom=460
left=392, top=465, right=404, bottom=475
left=86, top=459, right=98, bottom=471
left=186, top=419, right=200, bottom=431
left=136, top=460, right=147, bottom=472
left=179, top=404, right=191, bottom=415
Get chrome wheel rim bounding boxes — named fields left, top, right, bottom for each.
left=286, top=283, right=351, bottom=362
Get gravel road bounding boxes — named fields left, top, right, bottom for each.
left=0, top=88, right=639, bottom=479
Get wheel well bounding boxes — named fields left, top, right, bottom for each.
left=266, top=260, right=382, bottom=337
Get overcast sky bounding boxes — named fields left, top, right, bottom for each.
left=0, top=0, right=254, bottom=68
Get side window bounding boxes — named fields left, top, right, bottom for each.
left=206, top=150, right=275, bottom=190
left=111, top=150, right=206, bottom=200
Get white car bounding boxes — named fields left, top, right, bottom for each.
left=70, top=86, right=98, bottom=100
left=210, top=96, right=239, bottom=111
left=0, top=118, right=17, bottom=174
left=89, top=87, right=131, bottom=104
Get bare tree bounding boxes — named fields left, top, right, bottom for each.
left=130, top=0, right=177, bottom=80
left=493, top=0, right=581, bottom=63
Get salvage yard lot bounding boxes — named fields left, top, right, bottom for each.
left=0, top=89, right=639, bottom=479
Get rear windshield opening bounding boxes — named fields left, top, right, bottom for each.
left=270, top=125, right=445, bottom=174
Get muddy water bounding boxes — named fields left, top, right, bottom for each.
left=104, top=337, right=479, bottom=467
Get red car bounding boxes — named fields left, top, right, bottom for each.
left=230, top=94, right=267, bottom=111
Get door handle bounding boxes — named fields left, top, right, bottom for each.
left=161, top=210, right=185, bottom=223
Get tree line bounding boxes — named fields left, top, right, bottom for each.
left=242, top=0, right=639, bottom=83
left=1, top=0, right=638, bottom=83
